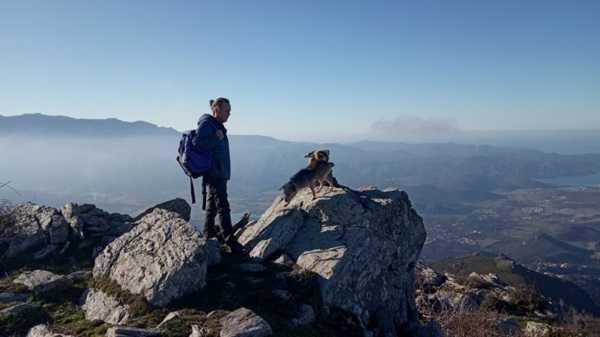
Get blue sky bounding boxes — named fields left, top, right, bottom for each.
left=1, top=1, right=599, bottom=142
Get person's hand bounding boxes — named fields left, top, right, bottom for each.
left=215, top=130, right=224, bottom=139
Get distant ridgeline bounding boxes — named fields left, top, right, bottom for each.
left=0, top=113, right=179, bottom=137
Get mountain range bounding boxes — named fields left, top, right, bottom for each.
left=0, top=113, right=177, bottom=136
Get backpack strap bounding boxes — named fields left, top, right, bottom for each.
left=190, top=176, right=196, bottom=204
left=201, top=175, right=208, bottom=210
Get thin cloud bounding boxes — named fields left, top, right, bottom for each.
left=369, top=115, right=460, bottom=136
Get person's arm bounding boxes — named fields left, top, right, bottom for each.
left=192, top=121, right=220, bottom=152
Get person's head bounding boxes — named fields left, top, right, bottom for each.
left=210, top=97, right=231, bottom=123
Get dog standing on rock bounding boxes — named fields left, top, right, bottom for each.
left=281, top=161, right=335, bottom=204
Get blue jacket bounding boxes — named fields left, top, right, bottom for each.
left=192, top=114, right=231, bottom=180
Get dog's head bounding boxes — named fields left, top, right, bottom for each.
left=304, top=149, right=330, bottom=169
left=280, top=182, right=298, bottom=203
left=304, top=149, right=330, bottom=162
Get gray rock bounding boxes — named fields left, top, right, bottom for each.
left=524, top=321, right=556, bottom=337
left=82, top=206, right=108, bottom=218
left=81, top=289, right=130, bottom=324
left=5, top=203, right=68, bottom=250
left=288, top=304, right=316, bottom=328
left=412, top=320, right=444, bottom=337
left=499, top=317, right=521, bottom=335
left=26, top=324, right=74, bottom=337
left=12, top=270, right=72, bottom=293
left=0, top=293, right=29, bottom=303
left=273, top=254, right=294, bottom=266
left=468, top=272, right=505, bottom=288
left=271, top=289, right=293, bottom=301
left=93, top=208, right=207, bottom=307
left=61, top=202, right=84, bottom=239
left=434, top=290, right=479, bottom=311
left=133, top=198, right=191, bottom=222
left=106, top=220, right=133, bottom=237
left=416, top=263, right=446, bottom=290
left=219, top=307, right=272, bottom=337
left=0, top=303, right=40, bottom=315
left=105, top=327, right=162, bottom=337
left=206, top=238, right=222, bottom=267
left=33, top=245, right=59, bottom=260
left=81, top=214, right=110, bottom=237
left=49, top=215, right=70, bottom=244
left=239, top=187, right=426, bottom=335
left=156, top=311, right=181, bottom=329
left=66, top=270, right=89, bottom=282
left=3, top=202, right=54, bottom=257
left=189, top=325, right=206, bottom=337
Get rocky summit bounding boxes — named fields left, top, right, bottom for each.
left=9, top=181, right=600, bottom=337
left=0, top=186, right=438, bottom=337
left=239, top=185, right=427, bottom=336
left=1, top=184, right=596, bottom=336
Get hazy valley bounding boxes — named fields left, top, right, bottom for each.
left=2, top=113, right=600, bottom=312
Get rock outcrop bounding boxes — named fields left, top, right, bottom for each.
left=93, top=206, right=207, bottom=307
left=414, top=263, right=578, bottom=336
left=0, top=201, right=133, bottom=260
left=239, top=186, right=427, bottom=336
left=1, top=192, right=588, bottom=336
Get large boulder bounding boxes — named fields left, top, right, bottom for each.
left=93, top=207, right=207, bottom=307
left=239, top=186, right=427, bottom=336
left=133, top=198, right=191, bottom=222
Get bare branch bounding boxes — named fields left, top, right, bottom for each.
left=0, top=180, right=21, bottom=196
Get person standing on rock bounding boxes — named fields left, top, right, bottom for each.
left=192, top=97, right=248, bottom=255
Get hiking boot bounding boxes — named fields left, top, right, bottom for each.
left=203, top=231, right=225, bottom=245
left=228, top=240, right=249, bottom=255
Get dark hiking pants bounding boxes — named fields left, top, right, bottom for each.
left=203, top=175, right=234, bottom=243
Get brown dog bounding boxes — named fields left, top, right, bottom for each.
left=281, top=161, right=335, bottom=203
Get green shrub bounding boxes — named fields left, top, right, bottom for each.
left=0, top=305, right=51, bottom=337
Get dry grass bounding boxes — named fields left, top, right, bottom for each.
left=558, top=309, right=600, bottom=337
left=433, top=307, right=523, bottom=337
left=419, top=286, right=600, bottom=337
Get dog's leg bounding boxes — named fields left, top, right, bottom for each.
left=325, top=175, right=334, bottom=191
left=310, top=184, right=317, bottom=199
left=316, top=178, right=325, bottom=192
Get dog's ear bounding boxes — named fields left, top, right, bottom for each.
left=304, top=150, right=315, bottom=158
